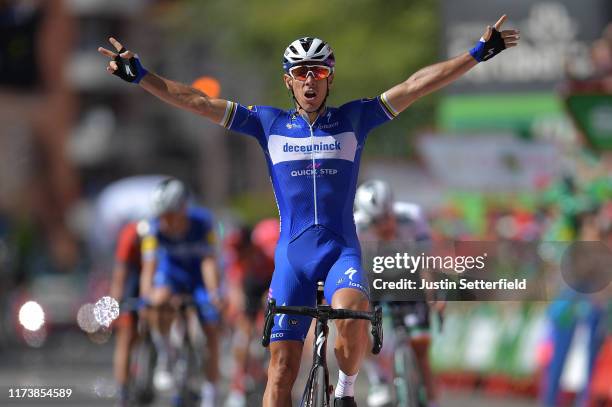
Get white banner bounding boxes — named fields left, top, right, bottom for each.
left=419, top=134, right=562, bottom=191
left=267, top=132, right=358, bottom=164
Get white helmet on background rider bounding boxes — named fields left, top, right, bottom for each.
left=282, top=36, right=335, bottom=72
left=355, top=180, right=394, bottom=221
left=150, top=178, right=188, bottom=216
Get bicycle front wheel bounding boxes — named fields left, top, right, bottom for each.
left=393, top=344, right=422, bottom=407
left=132, top=333, right=156, bottom=405
left=302, top=365, right=329, bottom=407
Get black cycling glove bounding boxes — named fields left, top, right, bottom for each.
left=112, top=48, right=148, bottom=83
left=469, top=28, right=506, bottom=62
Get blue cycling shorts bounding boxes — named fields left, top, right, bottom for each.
left=153, top=263, right=219, bottom=323
left=119, top=270, right=140, bottom=315
left=269, top=225, right=369, bottom=342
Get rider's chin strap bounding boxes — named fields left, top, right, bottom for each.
left=289, top=77, right=330, bottom=120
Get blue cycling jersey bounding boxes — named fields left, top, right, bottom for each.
left=221, top=94, right=398, bottom=245
left=142, top=206, right=216, bottom=280
left=220, top=94, right=398, bottom=341
left=142, top=206, right=219, bottom=322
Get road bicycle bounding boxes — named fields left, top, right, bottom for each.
left=263, top=281, right=383, bottom=407
left=382, top=303, right=443, bottom=407
left=170, top=295, right=207, bottom=407
left=119, top=298, right=157, bottom=406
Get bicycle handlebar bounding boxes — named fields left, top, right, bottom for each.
left=262, top=298, right=383, bottom=355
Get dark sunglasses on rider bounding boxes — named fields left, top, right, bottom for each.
left=288, top=65, right=332, bottom=81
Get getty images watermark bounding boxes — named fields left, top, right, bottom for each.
left=371, top=251, right=528, bottom=290
left=361, top=241, right=612, bottom=301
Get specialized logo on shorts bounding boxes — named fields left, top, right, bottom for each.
left=267, top=133, right=358, bottom=164
left=344, top=267, right=357, bottom=281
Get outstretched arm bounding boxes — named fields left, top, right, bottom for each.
left=98, top=37, right=228, bottom=124
left=384, top=15, right=519, bottom=114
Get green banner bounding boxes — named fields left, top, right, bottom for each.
left=439, top=93, right=563, bottom=137
left=566, top=94, right=612, bottom=151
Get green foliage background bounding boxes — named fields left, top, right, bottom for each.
left=165, top=0, right=440, bottom=157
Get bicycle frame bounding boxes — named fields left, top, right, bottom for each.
left=262, top=281, right=383, bottom=406
left=120, top=298, right=156, bottom=405
left=301, top=286, right=331, bottom=405
left=172, top=296, right=205, bottom=407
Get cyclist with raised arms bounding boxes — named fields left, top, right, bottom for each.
left=99, top=15, right=518, bottom=406
left=140, top=178, right=221, bottom=407
left=354, top=180, right=440, bottom=407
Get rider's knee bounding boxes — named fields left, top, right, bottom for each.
left=268, top=345, right=300, bottom=386
left=150, top=288, right=172, bottom=308
left=336, top=317, right=368, bottom=340
left=331, top=288, right=369, bottom=311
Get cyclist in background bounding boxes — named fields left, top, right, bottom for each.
left=109, top=220, right=146, bottom=407
left=354, top=180, right=441, bottom=407
left=224, top=219, right=278, bottom=407
left=140, top=178, right=221, bottom=407
left=99, top=15, right=518, bottom=406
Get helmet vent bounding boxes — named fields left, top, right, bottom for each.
left=300, top=37, right=313, bottom=51
left=314, top=42, right=326, bottom=54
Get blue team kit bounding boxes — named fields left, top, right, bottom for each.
left=222, top=95, right=397, bottom=341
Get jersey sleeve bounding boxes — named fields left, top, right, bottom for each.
left=201, top=223, right=217, bottom=257
left=190, top=207, right=217, bottom=257
left=115, top=224, right=138, bottom=263
left=141, top=233, right=159, bottom=262
left=219, top=101, right=266, bottom=143
left=339, top=92, right=398, bottom=139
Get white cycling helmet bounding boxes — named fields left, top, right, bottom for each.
left=151, top=178, right=188, bottom=216
left=283, top=37, right=335, bottom=72
left=355, top=180, right=394, bottom=220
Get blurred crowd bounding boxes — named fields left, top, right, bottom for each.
left=566, top=22, right=612, bottom=92
left=428, top=170, right=611, bottom=405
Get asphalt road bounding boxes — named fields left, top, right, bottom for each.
left=0, top=329, right=538, bottom=407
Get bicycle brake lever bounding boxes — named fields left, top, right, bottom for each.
left=371, top=305, right=383, bottom=354
left=262, top=298, right=276, bottom=347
